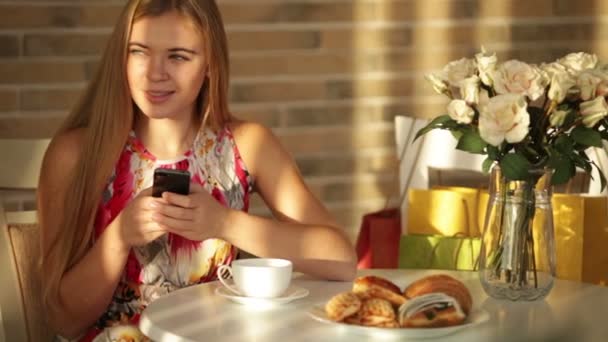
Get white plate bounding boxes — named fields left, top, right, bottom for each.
left=215, top=285, right=309, bottom=306
left=308, top=304, right=489, bottom=339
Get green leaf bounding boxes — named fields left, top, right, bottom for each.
left=450, top=129, right=465, bottom=141
left=500, top=153, right=532, bottom=181
left=562, top=109, right=577, bottom=128
left=482, top=157, right=494, bottom=174
left=549, top=155, right=575, bottom=185
left=414, top=115, right=454, bottom=141
left=568, top=150, right=592, bottom=173
left=571, top=126, right=602, bottom=147
left=456, top=130, right=487, bottom=154
left=554, top=135, right=574, bottom=154
left=487, top=145, right=500, bottom=161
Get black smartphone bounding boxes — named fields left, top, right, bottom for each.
left=152, top=168, right=191, bottom=197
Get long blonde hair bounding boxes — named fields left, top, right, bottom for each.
left=42, top=0, right=231, bottom=310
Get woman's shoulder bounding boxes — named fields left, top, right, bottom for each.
left=227, top=118, right=285, bottom=175
left=227, top=118, right=278, bottom=147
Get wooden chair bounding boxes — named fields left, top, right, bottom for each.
left=0, top=138, right=52, bottom=341
left=0, top=207, right=53, bottom=342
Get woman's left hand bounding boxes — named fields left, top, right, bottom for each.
left=151, top=182, right=229, bottom=241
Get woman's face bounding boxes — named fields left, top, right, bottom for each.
left=127, top=11, right=207, bottom=120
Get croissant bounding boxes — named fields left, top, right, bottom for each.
left=352, top=276, right=407, bottom=306
left=399, top=274, right=472, bottom=328
left=403, top=274, right=472, bottom=315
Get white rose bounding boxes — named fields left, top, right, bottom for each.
left=577, top=69, right=604, bottom=101
left=492, top=60, right=548, bottom=101
left=459, top=75, right=481, bottom=104
left=441, top=58, right=478, bottom=86
left=549, top=109, right=568, bottom=127
left=447, top=99, right=475, bottom=124
left=478, top=88, right=490, bottom=108
left=548, top=70, right=576, bottom=103
left=479, top=94, right=530, bottom=146
left=475, top=48, right=497, bottom=86
left=580, top=96, right=608, bottom=127
left=558, top=52, right=598, bottom=73
left=425, top=73, right=450, bottom=95
left=542, top=62, right=568, bottom=80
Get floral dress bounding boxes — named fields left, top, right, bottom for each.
left=74, top=125, right=253, bottom=342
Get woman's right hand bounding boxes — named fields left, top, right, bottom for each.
left=113, top=187, right=167, bottom=249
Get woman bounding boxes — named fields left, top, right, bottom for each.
left=38, top=0, right=357, bottom=341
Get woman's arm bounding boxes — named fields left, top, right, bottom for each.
left=221, top=210, right=357, bottom=281
left=226, top=121, right=357, bottom=280
left=153, top=121, right=357, bottom=280
left=38, top=130, right=161, bottom=339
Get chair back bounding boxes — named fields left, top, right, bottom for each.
left=0, top=138, right=53, bottom=341
left=0, top=139, right=50, bottom=211
left=0, top=206, right=53, bottom=342
left=0, top=139, right=50, bottom=189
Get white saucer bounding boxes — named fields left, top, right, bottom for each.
left=215, top=285, right=309, bottom=306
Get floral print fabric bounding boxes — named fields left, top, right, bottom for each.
left=73, top=125, right=252, bottom=342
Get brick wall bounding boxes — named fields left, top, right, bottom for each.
left=1, top=0, right=607, bottom=241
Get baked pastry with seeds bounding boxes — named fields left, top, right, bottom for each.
left=325, top=292, right=362, bottom=322
left=358, top=298, right=397, bottom=327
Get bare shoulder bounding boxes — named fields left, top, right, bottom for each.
left=228, top=119, right=285, bottom=175
left=228, top=119, right=277, bottom=147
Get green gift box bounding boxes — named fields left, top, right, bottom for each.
left=398, top=234, right=481, bottom=271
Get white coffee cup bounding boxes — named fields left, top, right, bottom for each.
left=217, top=258, right=293, bottom=298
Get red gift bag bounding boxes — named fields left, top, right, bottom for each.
left=355, top=208, right=402, bottom=269
left=354, top=116, right=426, bottom=269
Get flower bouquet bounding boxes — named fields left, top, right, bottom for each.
left=417, top=49, right=608, bottom=300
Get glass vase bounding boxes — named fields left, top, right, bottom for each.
left=479, top=166, right=556, bottom=301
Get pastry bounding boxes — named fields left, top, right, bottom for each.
left=352, top=276, right=407, bottom=306
left=325, top=292, right=362, bottom=322
left=399, top=306, right=465, bottom=328
left=358, top=298, right=396, bottom=327
left=403, top=274, right=472, bottom=315
left=399, top=274, right=472, bottom=328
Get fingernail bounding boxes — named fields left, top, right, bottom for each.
left=149, top=201, right=158, bottom=208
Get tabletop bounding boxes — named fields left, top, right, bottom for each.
left=139, top=269, right=608, bottom=342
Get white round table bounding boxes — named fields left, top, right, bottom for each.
left=139, top=269, right=608, bottom=342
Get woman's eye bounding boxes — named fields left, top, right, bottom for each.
left=129, top=49, right=145, bottom=55
left=170, top=54, right=189, bottom=61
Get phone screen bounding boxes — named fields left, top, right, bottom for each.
left=152, top=168, right=191, bottom=197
